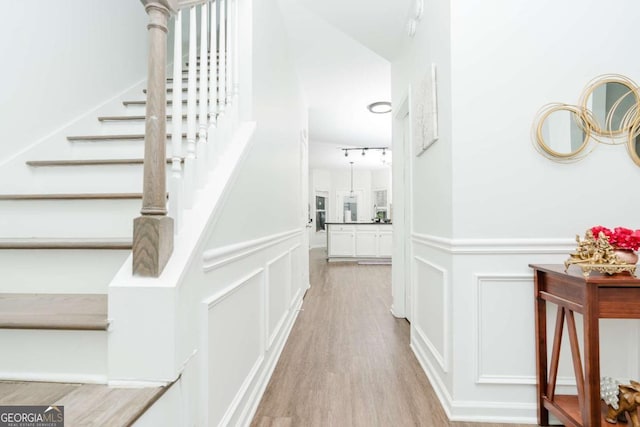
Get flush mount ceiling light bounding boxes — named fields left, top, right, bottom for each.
left=367, top=101, right=392, bottom=114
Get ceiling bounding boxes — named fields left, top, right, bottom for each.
left=277, top=0, right=413, bottom=170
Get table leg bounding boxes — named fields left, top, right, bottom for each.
left=534, top=272, right=549, bottom=425
left=583, top=284, right=601, bottom=426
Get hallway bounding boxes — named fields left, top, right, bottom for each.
left=251, top=249, right=530, bottom=427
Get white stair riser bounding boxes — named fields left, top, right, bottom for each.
left=69, top=142, right=186, bottom=161
left=27, top=164, right=183, bottom=193
left=98, top=118, right=192, bottom=135
left=0, top=249, right=130, bottom=294
left=0, top=329, right=107, bottom=383
left=0, top=199, right=139, bottom=238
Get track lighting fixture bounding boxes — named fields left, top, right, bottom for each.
left=340, top=147, right=389, bottom=157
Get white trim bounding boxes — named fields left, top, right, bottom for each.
left=107, top=379, right=172, bottom=388
left=203, top=268, right=264, bottom=308
left=202, top=229, right=301, bottom=272
left=474, top=274, right=532, bottom=385
left=0, top=373, right=107, bottom=384
left=413, top=256, right=449, bottom=372
left=217, top=355, right=265, bottom=427
left=265, top=251, right=291, bottom=351
left=410, top=341, right=454, bottom=419
left=237, top=293, right=304, bottom=426
left=199, top=267, right=265, bottom=427
left=412, top=232, right=575, bottom=254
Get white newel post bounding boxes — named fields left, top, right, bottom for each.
left=170, top=9, right=183, bottom=233
left=184, top=6, right=198, bottom=207
left=133, top=0, right=176, bottom=277
left=208, top=0, right=218, bottom=167
left=197, top=2, right=209, bottom=187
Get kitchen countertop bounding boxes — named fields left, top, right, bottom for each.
left=325, top=222, right=392, bottom=225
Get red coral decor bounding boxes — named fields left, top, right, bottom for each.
left=590, top=226, right=640, bottom=251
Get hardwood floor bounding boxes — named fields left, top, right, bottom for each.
left=251, top=249, right=532, bottom=427
left=0, top=381, right=167, bottom=426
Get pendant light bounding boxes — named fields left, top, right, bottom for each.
left=349, top=161, right=354, bottom=196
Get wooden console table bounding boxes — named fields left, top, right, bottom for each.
left=531, top=264, right=640, bottom=426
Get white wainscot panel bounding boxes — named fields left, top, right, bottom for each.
left=266, top=251, right=292, bottom=350
left=289, top=244, right=302, bottom=308
left=414, top=256, right=449, bottom=372
left=476, top=275, right=536, bottom=384
left=203, top=269, right=265, bottom=426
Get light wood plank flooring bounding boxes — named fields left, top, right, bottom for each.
left=0, top=381, right=167, bottom=426
left=251, top=249, right=531, bottom=427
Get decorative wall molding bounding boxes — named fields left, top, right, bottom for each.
left=203, top=268, right=264, bottom=309
left=413, top=256, right=449, bottom=372
left=200, top=267, right=265, bottom=427
left=410, top=340, right=454, bottom=419
left=218, top=355, right=265, bottom=427
left=412, top=232, right=575, bottom=254
left=265, top=250, right=292, bottom=352
left=473, top=274, right=578, bottom=388
left=474, top=274, right=532, bottom=385
left=202, top=228, right=301, bottom=272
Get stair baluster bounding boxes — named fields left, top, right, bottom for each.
left=170, top=9, right=183, bottom=233
left=231, top=0, right=240, bottom=131
left=218, top=0, right=228, bottom=152
left=184, top=6, right=198, bottom=207
left=208, top=0, right=219, bottom=167
left=197, top=2, right=209, bottom=188
left=133, top=0, right=176, bottom=277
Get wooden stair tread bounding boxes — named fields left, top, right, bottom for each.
left=0, top=381, right=169, bottom=426
left=67, top=133, right=186, bottom=141
left=123, top=100, right=196, bottom=106
left=0, top=294, right=107, bottom=330
left=143, top=88, right=188, bottom=94
left=0, top=238, right=133, bottom=250
left=27, top=158, right=181, bottom=167
left=0, top=192, right=144, bottom=200
left=98, top=114, right=189, bottom=122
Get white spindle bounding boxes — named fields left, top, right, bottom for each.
left=184, top=6, right=198, bottom=207
left=218, top=0, right=228, bottom=151
left=226, top=0, right=233, bottom=110
left=208, top=0, right=218, bottom=166
left=218, top=0, right=227, bottom=115
left=197, top=2, right=209, bottom=187
left=231, top=0, right=240, bottom=130
left=170, top=9, right=183, bottom=231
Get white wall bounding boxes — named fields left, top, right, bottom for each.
left=0, top=1, right=147, bottom=162
left=393, top=0, right=640, bottom=423
left=207, top=0, right=307, bottom=248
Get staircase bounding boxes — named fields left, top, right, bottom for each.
left=0, top=0, right=243, bottom=424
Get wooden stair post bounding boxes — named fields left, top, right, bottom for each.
left=133, top=0, right=177, bottom=277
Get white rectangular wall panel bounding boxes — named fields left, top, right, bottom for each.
left=205, top=270, right=264, bottom=426
left=414, top=256, right=448, bottom=372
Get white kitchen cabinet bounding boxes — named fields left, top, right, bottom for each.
left=378, top=229, right=393, bottom=258
left=327, top=225, right=355, bottom=257
left=355, top=230, right=378, bottom=257
left=327, top=223, right=392, bottom=259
